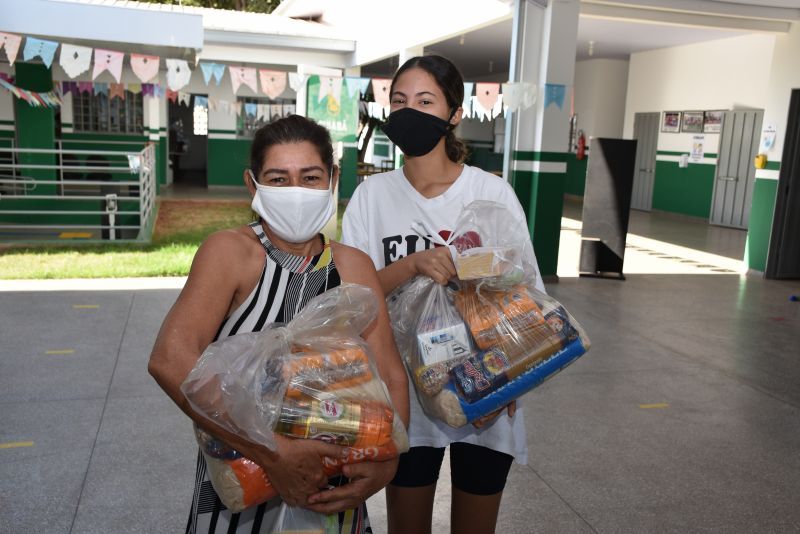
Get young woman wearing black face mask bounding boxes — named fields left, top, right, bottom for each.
left=341, top=56, right=546, bottom=534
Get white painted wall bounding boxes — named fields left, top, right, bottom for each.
left=573, top=58, right=629, bottom=145
left=623, top=33, right=776, bottom=154
left=762, top=22, right=800, bottom=161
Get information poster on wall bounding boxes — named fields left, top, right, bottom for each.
left=306, top=75, right=358, bottom=143
left=690, top=135, right=704, bottom=163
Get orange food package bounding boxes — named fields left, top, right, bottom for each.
left=284, top=346, right=373, bottom=398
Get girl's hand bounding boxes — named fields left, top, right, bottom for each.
left=472, top=400, right=517, bottom=429
left=305, top=456, right=400, bottom=514
left=251, top=436, right=347, bottom=507
left=411, top=247, right=457, bottom=285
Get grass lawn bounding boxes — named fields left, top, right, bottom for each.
left=0, top=199, right=254, bottom=279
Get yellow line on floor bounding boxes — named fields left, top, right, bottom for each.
left=45, top=349, right=75, bottom=355
left=639, top=403, right=669, bottom=409
left=59, top=232, right=92, bottom=239
left=0, top=441, right=34, bottom=449
left=72, top=304, right=100, bottom=309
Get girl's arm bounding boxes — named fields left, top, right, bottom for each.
left=377, top=246, right=456, bottom=294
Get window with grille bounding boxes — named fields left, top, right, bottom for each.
left=237, top=97, right=296, bottom=138
left=73, top=91, right=144, bottom=134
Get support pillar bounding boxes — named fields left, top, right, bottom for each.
left=503, top=0, right=579, bottom=280
left=15, top=63, right=57, bottom=195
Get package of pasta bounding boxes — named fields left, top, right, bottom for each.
left=182, top=284, right=409, bottom=512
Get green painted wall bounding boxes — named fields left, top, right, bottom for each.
left=564, top=152, right=588, bottom=196
left=745, top=177, right=779, bottom=272
left=340, top=146, right=358, bottom=199
left=207, top=137, right=250, bottom=186
left=14, top=63, right=56, bottom=195
left=652, top=160, right=715, bottom=218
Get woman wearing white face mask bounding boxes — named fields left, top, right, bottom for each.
left=149, top=115, right=409, bottom=534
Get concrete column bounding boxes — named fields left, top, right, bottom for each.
left=503, top=0, right=579, bottom=279
left=399, top=45, right=424, bottom=66
left=15, top=63, right=57, bottom=195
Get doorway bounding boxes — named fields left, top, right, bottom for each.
left=766, top=89, right=800, bottom=279
left=710, top=109, right=763, bottom=229
left=168, top=94, right=208, bottom=187
left=631, top=112, right=659, bottom=211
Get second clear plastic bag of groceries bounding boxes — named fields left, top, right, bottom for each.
left=181, top=283, right=409, bottom=512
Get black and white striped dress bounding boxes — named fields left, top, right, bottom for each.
left=186, top=222, right=371, bottom=534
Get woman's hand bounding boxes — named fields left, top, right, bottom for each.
left=411, top=246, right=457, bottom=285
left=251, top=436, right=348, bottom=507
left=472, top=400, right=517, bottom=429
left=305, top=456, right=400, bottom=514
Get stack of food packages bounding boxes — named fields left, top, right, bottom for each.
left=388, top=201, right=591, bottom=427
left=181, top=284, right=409, bottom=513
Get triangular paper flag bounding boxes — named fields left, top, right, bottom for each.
left=344, top=77, right=370, bottom=98
left=230, top=66, right=258, bottom=94
left=194, top=95, right=208, bottom=108
left=256, top=104, right=268, bottom=121
left=109, top=83, right=125, bottom=100
left=93, top=83, right=108, bottom=96
left=166, top=59, right=192, bottom=91
left=259, top=70, right=287, bottom=99
left=283, top=104, right=296, bottom=117
left=78, top=81, right=93, bottom=94
left=288, top=72, right=308, bottom=92
left=166, top=90, right=178, bottom=103
left=245, top=103, right=257, bottom=118
left=501, top=82, right=521, bottom=112
left=131, top=54, right=159, bottom=83
left=462, top=82, right=474, bottom=118
left=208, top=98, right=218, bottom=112
left=92, top=49, right=124, bottom=83
left=23, top=37, right=59, bottom=68
left=218, top=100, right=230, bottom=114
left=0, top=32, right=22, bottom=66
left=178, top=92, right=191, bottom=106
left=59, top=44, right=92, bottom=79
left=476, top=83, right=500, bottom=117
left=371, top=79, right=391, bottom=108
left=199, top=62, right=225, bottom=86
left=544, top=83, right=565, bottom=109
left=317, top=76, right=343, bottom=105
left=270, top=104, right=283, bottom=120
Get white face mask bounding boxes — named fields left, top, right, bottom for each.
left=249, top=170, right=336, bottom=243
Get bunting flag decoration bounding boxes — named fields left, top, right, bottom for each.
left=544, top=83, right=566, bottom=110
left=233, top=101, right=243, bottom=116
left=78, top=81, right=93, bottom=94
left=244, top=102, right=257, bottom=118
left=317, top=76, right=343, bottom=107
left=229, top=66, right=258, bottom=94
left=141, top=83, right=154, bottom=97
left=93, top=82, right=109, bottom=96
left=256, top=103, right=268, bottom=121
left=128, top=83, right=142, bottom=94
left=259, top=70, right=287, bottom=99
left=178, top=91, right=191, bottom=106
left=92, top=48, right=124, bottom=83
left=501, top=82, right=537, bottom=114
left=371, top=78, right=391, bottom=108
left=0, top=78, right=62, bottom=108
left=344, top=77, right=370, bottom=98
left=166, top=89, right=178, bottom=103
left=194, top=95, right=208, bottom=108
left=131, top=54, right=160, bottom=83
left=154, top=84, right=166, bottom=98
left=475, top=83, right=500, bottom=121
left=199, top=62, right=226, bottom=86
left=109, top=83, right=126, bottom=100
left=283, top=103, right=296, bottom=117
left=0, top=72, right=13, bottom=84
left=270, top=104, right=283, bottom=120
left=59, top=44, right=92, bottom=78
left=218, top=100, right=230, bottom=114
left=0, top=32, right=22, bottom=66
left=462, top=82, right=474, bottom=118
left=23, top=37, right=59, bottom=68
left=61, top=80, right=78, bottom=96
left=208, top=98, right=218, bottom=112
left=166, top=59, right=192, bottom=91
left=288, top=72, right=308, bottom=92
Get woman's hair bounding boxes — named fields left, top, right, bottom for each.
left=391, top=54, right=469, bottom=164
left=249, top=115, right=334, bottom=178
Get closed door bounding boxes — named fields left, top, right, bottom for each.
left=711, top=110, right=763, bottom=228
left=631, top=112, right=659, bottom=211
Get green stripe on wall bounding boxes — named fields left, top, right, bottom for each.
left=209, top=129, right=237, bottom=135
left=745, top=178, right=778, bottom=272
left=657, top=150, right=718, bottom=158
left=0, top=119, right=13, bottom=125
left=513, top=151, right=570, bottom=162
left=652, top=160, right=715, bottom=218
left=512, top=170, right=564, bottom=277
left=764, top=161, right=781, bottom=171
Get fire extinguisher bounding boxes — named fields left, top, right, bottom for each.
left=576, top=131, right=586, bottom=161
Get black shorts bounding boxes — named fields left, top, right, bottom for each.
left=389, top=442, right=513, bottom=496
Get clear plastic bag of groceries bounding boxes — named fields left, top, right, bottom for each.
left=389, top=199, right=590, bottom=428
left=181, top=284, right=409, bottom=512
left=447, top=200, right=539, bottom=287
left=268, top=501, right=337, bottom=534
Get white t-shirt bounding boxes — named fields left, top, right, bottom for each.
left=342, top=164, right=545, bottom=464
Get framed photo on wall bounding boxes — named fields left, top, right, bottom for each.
left=662, top=111, right=681, bottom=133
left=703, top=110, right=724, bottom=133
left=681, top=111, right=704, bottom=133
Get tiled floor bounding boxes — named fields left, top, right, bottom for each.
left=1, top=201, right=799, bottom=533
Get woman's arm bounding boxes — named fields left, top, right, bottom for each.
left=377, top=246, right=456, bottom=294
left=306, top=243, right=410, bottom=513
left=148, top=231, right=343, bottom=506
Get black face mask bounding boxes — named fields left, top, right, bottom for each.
left=380, top=107, right=451, bottom=157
